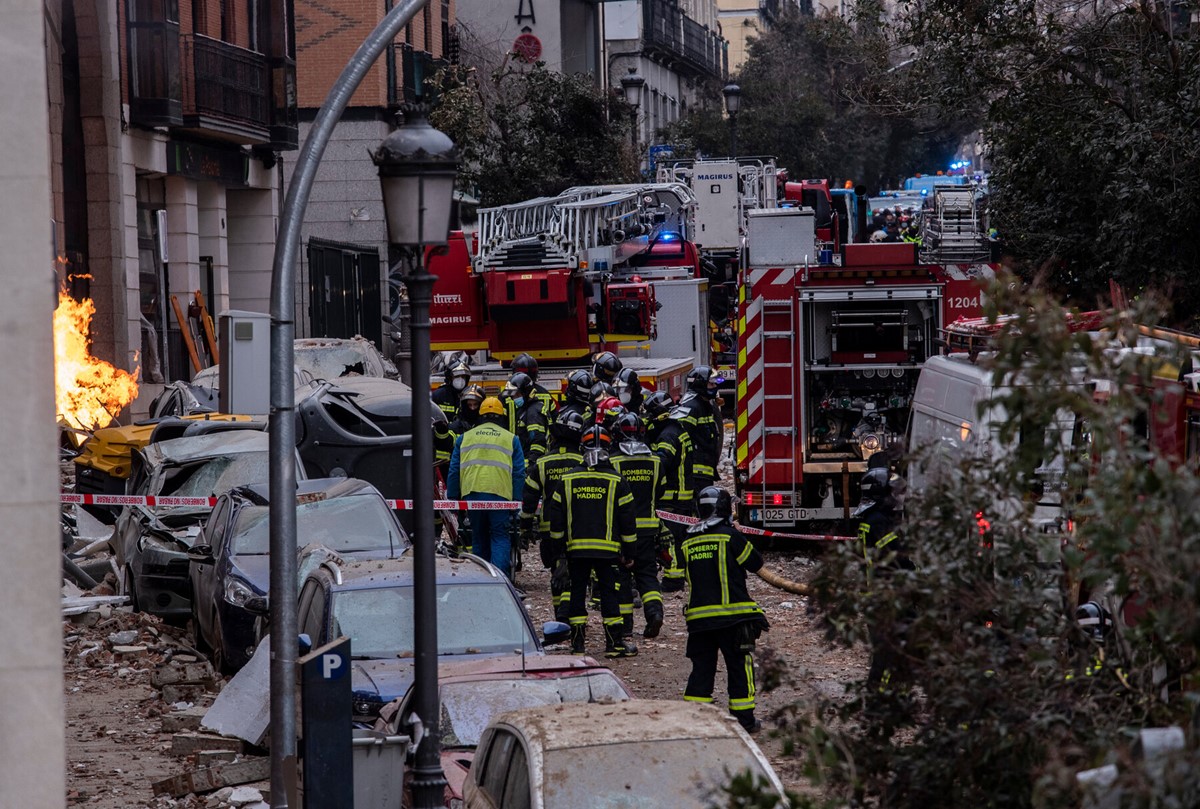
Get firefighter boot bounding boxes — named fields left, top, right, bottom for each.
left=642, top=602, right=664, bottom=639
left=604, top=624, right=638, bottom=658
left=570, top=625, right=586, bottom=655
left=732, top=709, right=762, bottom=734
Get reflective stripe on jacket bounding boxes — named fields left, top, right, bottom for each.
left=521, top=448, right=583, bottom=534
left=650, top=421, right=694, bottom=506
left=681, top=524, right=765, bottom=632
left=449, top=423, right=524, bottom=500
left=546, top=463, right=637, bottom=558
left=611, top=452, right=665, bottom=531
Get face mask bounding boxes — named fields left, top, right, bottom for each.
left=618, top=391, right=632, bottom=405
left=514, top=397, right=525, bottom=409
left=451, top=377, right=467, bottom=391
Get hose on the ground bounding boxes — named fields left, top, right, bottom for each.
left=755, top=566, right=811, bottom=596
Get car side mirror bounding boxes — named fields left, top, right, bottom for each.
left=542, top=620, right=571, bottom=646
left=187, top=545, right=215, bottom=563
left=244, top=596, right=269, bottom=616
left=298, top=633, right=313, bottom=655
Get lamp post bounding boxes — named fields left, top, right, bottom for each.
left=723, top=82, right=741, bottom=159
left=620, top=66, right=645, bottom=160
left=372, top=105, right=458, bottom=809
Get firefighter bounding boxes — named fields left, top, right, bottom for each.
left=520, top=409, right=586, bottom=623
left=555, top=369, right=595, bottom=440
left=447, top=396, right=525, bottom=580
left=614, top=367, right=646, bottom=413
left=511, top=353, right=557, bottom=420
left=433, top=358, right=472, bottom=421
left=503, top=371, right=548, bottom=466
left=448, top=384, right=485, bottom=438
left=431, top=401, right=454, bottom=539
left=855, top=466, right=911, bottom=692
left=594, top=395, right=627, bottom=431
left=610, top=412, right=667, bottom=639
left=546, top=424, right=639, bottom=658
left=673, top=365, right=724, bottom=489
left=592, top=350, right=622, bottom=384
left=645, top=390, right=693, bottom=593
left=682, top=486, right=770, bottom=733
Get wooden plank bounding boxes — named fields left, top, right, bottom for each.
left=195, top=289, right=219, bottom=364
left=171, top=294, right=203, bottom=374
left=151, top=757, right=270, bottom=797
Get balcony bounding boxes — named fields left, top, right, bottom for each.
left=387, top=43, right=449, bottom=107
left=127, top=0, right=182, bottom=127
left=643, top=0, right=726, bottom=80
left=180, top=34, right=270, bottom=144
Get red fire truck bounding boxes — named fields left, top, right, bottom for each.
left=733, top=205, right=994, bottom=531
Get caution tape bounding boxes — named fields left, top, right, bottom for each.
left=61, top=492, right=521, bottom=511
left=656, top=509, right=854, bottom=542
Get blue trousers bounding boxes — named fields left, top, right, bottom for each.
left=467, top=494, right=511, bottom=579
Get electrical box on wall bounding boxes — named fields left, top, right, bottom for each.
left=219, top=310, right=271, bottom=415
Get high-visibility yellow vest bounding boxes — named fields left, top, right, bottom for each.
left=459, top=424, right=515, bottom=498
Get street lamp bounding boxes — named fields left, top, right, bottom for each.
left=372, top=104, right=458, bottom=809
left=620, top=66, right=645, bottom=156
left=723, top=82, right=741, bottom=158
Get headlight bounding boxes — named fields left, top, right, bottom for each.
left=224, top=577, right=257, bottom=607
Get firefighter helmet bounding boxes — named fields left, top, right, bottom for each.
left=444, top=359, right=472, bottom=392
left=853, top=467, right=893, bottom=517
left=581, top=424, right=613, bottom=466
left=590, top=381, right=617, bottom=404
left=551, top=408, right=587, bottom=444
left=592, top=351, right=622, bottom=383
left=566, top=370, right=595, bottom=405
left=596, top=396, right=626, bottom=429
left=613, top=411, right=644, bottom=440
left=613, top=367, right=642, bottom=407
left=686, top=365, right=722, bottom=395
left=695, top=486, right=733, bottom=522
left=511, top=353, right=539, bottom=381
left=504, top=372, right=534, bottom=402
left=1075, top=601, right=1113, bottom=643
left=643, top=391, right=675, bottom=422
left=479, top=396, right=506, bottom=419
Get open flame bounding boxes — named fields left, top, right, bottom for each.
left=54, top=287, right=139, bottom=431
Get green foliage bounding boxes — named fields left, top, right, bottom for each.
left=660, top=6, right=971, bottom=189
left=892, top=0, right=1200, bottom=325
left=783, top=285, right=1200, bottom=808
left=429, top=63, right=636, bottom=206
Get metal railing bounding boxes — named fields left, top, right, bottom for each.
left=182, top=34, right=270, bottom=128
left=643, top=0, right=726, bottom=79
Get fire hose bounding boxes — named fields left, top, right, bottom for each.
left=754, top=565, right=811, bottom=597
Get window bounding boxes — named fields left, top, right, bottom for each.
left=300, top=581, right=326, bottom=643
left=205, top=498, right=231, bottom=552
left=501, top=740, right=531, bottom=809
left=480, top=731, right=517, bottom=801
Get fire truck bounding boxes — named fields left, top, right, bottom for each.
left=733, top=193, right=995, bottom=532
left=425, top=182, right=706, bottom=396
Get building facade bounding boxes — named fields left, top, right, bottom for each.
left=45, top=0, right=298, bottom=413
left=288, top=0, right=457, bottom=352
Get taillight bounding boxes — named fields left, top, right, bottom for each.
left=772, top=493, right=784, bottom=506
left=744, top=493, right=755, bottom=505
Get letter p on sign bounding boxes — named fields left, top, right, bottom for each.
left=322, top=652, right=346, bottom=680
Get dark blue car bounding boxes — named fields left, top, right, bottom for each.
left=187, top=477, right=409, bottom=672
left=295, top=552, right=569, bottom=724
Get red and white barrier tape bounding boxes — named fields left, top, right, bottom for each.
left=656, top=509, right=854, bottom=542
left=61, top=492, right=520, bottom=511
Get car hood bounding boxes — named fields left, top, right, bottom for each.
left=351, top=651, right=521, bottom=704
left=229, top=554, right=271, bottom=594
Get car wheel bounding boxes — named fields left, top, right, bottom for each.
left=121, top=566, right=140, bottom=613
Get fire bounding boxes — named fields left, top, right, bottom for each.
left=54, top=289, right=139, bottom=431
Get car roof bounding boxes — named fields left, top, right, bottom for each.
left=491, top=699, right=744, bottom=751
left=141, top=429, right=270, bottom=465
left=232, top=476, right=383, bottom=503
left=323, top=553, right=502, bottom=590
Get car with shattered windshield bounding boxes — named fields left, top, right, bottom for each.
left=187, top=477, right=409, bottom=672
left=295, top=554, right=570, bottom=723
left=109, top=430, right=305, bottom=620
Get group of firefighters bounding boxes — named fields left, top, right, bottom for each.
left=431, top=351, right=770, bottom=733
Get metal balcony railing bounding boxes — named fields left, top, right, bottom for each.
left=182, top=34, right=270, bottom=131
left=642, top=0, right=726, bottom=80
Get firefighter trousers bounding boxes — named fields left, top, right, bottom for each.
left=616, top=533, right=663, bottom=623
left=684, top=626, right=757, bottom=716
left=660, top=516, right=689, bottom=591
left=567, top=557, right=622, bottom=634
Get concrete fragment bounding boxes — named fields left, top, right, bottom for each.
left=201, top=638, right=270, bottom=746
left=108, top=630, right=139, bottom=645
left=197, top=749, right=238, bottom=766
left=170, top=732, right=245, bottom=757
left=152, top=661, right=217, bottom=687
left=205, top=786, right=234, bottom=807
left=151, top=757, right=270, bottom=798
left=161, top=706, right=208, bottom=733
left=161, top=684, right=209, bottom=704
left=227, top=785, right=263, bottom=805
left=113, top=644, right=148, bottom=656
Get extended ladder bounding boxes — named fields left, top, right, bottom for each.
left=920, top=184, right=991, bottom=264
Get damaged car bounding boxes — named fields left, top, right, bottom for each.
left=109, top=430, right=306, bottom=621
left=188, top=477, right=409, bottom=672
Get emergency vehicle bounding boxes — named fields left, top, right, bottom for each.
left=733, top=190, right=995, bottom=532
left=425, top=182, right=707, bottom=397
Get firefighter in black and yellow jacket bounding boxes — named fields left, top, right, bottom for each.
left=610, top=412, right=667, bottom=639
left=645, top=391, right=693, bottom=592
left=546, top=424, right=639, bottom=658
left=520, top=409, right=586, bottom=623
left=682, top=486, right=769, bottom=733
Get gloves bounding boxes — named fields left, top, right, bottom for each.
left=550, top=559, right=571, bottom=593
left=618, top=555, right=635, bottom=570
left=538, top=536, right=557, bottom=569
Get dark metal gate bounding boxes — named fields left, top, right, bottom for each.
left=307, top=238, right=382, bottom=348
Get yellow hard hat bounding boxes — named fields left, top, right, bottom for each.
left=479, top=396, right=505, bottom=417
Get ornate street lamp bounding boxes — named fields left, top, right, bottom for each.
left=372, top=104, right=458, bottom=809
left=723, top=82, right=741, bottom=158
left=620, top=66, right=646, bottom=154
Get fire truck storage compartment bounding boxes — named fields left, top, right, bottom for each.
left=800, top=287, right=941, bottom=465
left=642, top=278, right=710, bottom=367
left=747, top=208, right=816, bottom=267
left=604, top=282, right=656, bottom=338
left=484, top=269, right=575, bottom=320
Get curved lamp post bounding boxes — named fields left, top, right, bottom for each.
left=372, top=106, right=458, bottom=809
left=723, top=82, right=741, bottom=159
